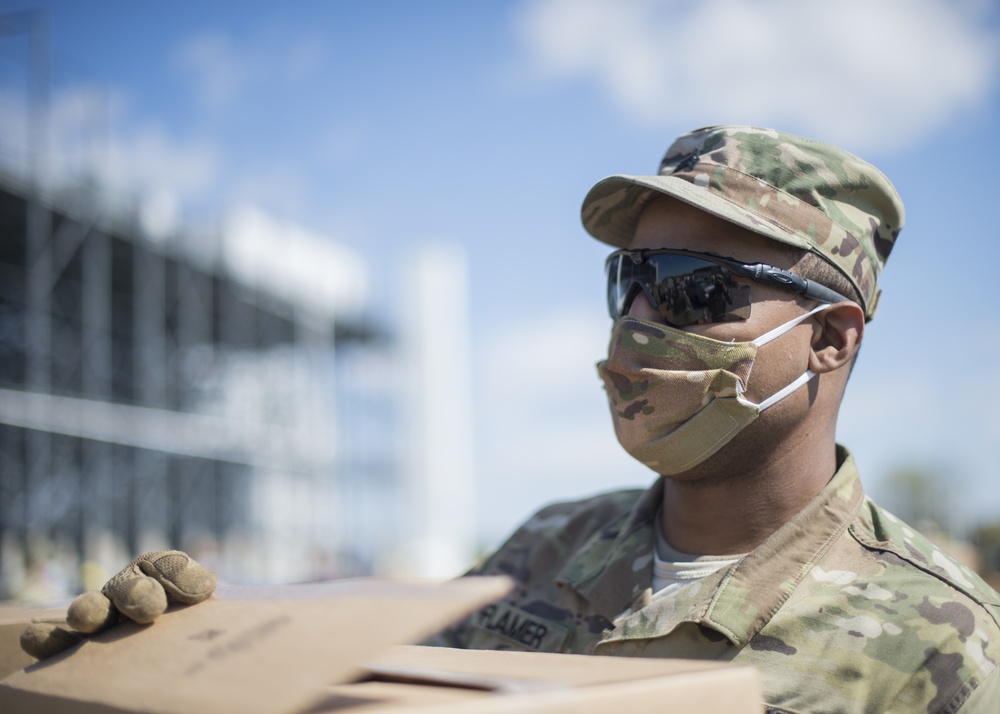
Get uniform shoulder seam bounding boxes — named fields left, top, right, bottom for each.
left=849, top=504, right=1000, bottom=629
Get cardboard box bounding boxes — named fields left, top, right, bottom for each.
left=329, top=644, right=763, bottom=713
left=0, top=603, right=69, bottom=681
left=0, top=577, right=512, bottom=714
left=0, top=578, right=762, bottom=713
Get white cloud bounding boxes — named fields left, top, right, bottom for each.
left=173, top=33, right=251, bottom=113
left=172, top=31, right=329, bottom=114
left=104, top=123, right=218, bottom=197
left=226, top=162, right=312, bottom=221
left=0, top=84, right=218, bottom=204
left=0, top=80, right=334, bottom=242
left=513, top=0, right=1000, bottom=151
left=474, top=307, right=653, bottom=543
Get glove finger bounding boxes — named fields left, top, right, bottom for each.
left=103, top=556, right=168, bottom=624
left=136, top=551, right=217, bottom=605
left=66, top=590, right=119, bottom=634
left=20, top=622, right=84, bottom=660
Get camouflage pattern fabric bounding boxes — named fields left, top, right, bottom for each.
left=428, top=447, right=1000, bottom=713
left=597, top=315, right=758, bottom=472
left=581, top=126, right=905, bottom=320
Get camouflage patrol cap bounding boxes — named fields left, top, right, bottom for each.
left=581, top=125, right=905, bottom=319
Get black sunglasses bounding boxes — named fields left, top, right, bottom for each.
left=606, top=249, right=849, bottom=326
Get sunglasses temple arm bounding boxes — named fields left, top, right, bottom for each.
left=802, top=280, right=850, bottom=305
left=747, top=264, right=849, bottom=305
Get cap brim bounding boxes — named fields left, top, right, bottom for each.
left=581, top=174, right=812, bottom=252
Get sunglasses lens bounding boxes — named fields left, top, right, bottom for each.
left=606, top=254, right=642, bottom=320
left=606, top=252, right=753, bottom=325
left=605, top=255, right=620, bottom=319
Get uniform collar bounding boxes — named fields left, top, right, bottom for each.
left=554, top=475, right=663, bottom=619
left=559, top=446, right=866, bottom=646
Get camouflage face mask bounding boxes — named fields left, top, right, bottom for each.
left=596, top=305, right=827, bottom=475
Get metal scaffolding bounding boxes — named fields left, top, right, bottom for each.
left=0, top=169, right=397, bottom=595
left=0, top=12, right=397, bottom=597
left=0, top=11, right=476, bottom=596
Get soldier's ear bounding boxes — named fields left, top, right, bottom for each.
left=808, top=302, right=864, bottom=374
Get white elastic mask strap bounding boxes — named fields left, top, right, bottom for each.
left=752, top=303, right=829, bottom=348
left=757, top=369, right=817, bottom=411
left=752, top=304, right=829, bottom=411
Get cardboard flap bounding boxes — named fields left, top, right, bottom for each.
left=368, top=643, right=747, bottom=688
left=0, top=577, right=511, bottom=714
left=322, top=645, right=764, bottom=714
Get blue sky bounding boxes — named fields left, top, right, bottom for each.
left=2, top=0, right=999, bottom=546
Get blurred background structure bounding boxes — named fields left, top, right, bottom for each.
left=0, top=1, right=999, bottom=598
left=0, top=10, right=477, bottom=596
left=0, top=148, right=479, bottom=597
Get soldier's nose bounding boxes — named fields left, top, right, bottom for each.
left=627, top=292, right=661, bottom=322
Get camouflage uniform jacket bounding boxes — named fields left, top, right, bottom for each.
left=430, top=448, right=1000, bottom=713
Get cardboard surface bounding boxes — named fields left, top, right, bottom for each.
left=329, top=645, right=764, bottom=713
left=0, top=580, right=763, bottom=714
left=0, top=577, right=512, bottom=714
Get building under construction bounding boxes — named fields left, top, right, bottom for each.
left=0, top=171, right=396, bottom=596
left=0, top=11, right=477, bottom=599
left=0, top=173, right=479, bottom=601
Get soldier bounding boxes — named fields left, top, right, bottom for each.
left=428, top=126, right=1000, bottom=713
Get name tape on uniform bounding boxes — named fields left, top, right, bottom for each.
left=471, top=602, right=569, bottom=652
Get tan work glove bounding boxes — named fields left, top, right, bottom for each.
left=20, top=551, right=216, bottom=660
